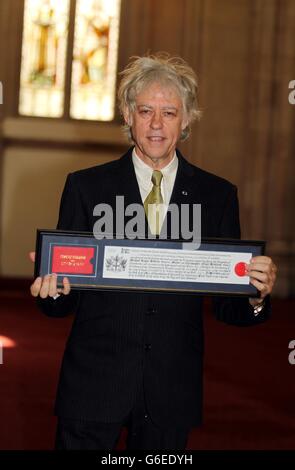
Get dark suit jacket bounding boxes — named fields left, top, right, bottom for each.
left=38, top=147, right=270, bottom=428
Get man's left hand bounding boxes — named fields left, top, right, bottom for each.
left=247, top=256, right=277, bottom=307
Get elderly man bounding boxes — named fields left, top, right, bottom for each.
left=30, top=53, right=277, bottom=450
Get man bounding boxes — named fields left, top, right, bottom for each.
left=30, top=53, right=277, bottom=450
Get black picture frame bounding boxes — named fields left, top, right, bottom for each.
left=34, top=229, right=265, bottom=297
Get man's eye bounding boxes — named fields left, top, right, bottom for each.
left=163, top=111, right=176, bottom=117
left=139, top=109, right=151, bottom=115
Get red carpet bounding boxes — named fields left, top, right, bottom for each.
left=0, top=286, right=294, bottom=450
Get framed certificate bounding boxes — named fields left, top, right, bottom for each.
left=34, top=229, right=265, bottom=297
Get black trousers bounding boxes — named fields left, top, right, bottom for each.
left=55, top=382, right=190, bottom=450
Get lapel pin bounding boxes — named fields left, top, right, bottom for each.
left=182, top=190, right=188, bottom=196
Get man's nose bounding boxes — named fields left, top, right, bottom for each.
left=150, top=111, right=163, bottom=129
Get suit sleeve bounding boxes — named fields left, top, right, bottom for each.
left=212, top=185, right=271, bottom=326
left=36, top=173, right=87, bottom=317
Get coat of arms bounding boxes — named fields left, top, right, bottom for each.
left=105, top=255, right=127, bottom=272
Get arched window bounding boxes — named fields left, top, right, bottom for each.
left=19, top=0, right=121, bottom=121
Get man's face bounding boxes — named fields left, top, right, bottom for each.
left=125, top=82, right=187, bottom=169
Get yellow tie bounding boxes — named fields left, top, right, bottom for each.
left=144, top=170, right=163, bottom=235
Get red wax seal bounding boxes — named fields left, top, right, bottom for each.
left=234, top=262, right=247, bottom=277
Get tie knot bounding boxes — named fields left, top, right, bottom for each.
left=151, top=170, right=163, bottom=187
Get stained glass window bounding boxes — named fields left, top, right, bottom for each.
left=70, top=0, right=121, bottom=121
left=19, top=0, right=70, bottom=118
left=19, top=0, right=121, bottom=121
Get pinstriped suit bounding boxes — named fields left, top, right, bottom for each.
left=38, top=147, right=270, bottom=429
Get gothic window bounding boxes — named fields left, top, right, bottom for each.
left=19, top=0, right=121, bottom=121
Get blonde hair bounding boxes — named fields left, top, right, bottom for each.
left=118, top=52, right=202, bottom=141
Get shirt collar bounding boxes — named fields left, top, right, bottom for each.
left=132, top=148, right=178, bottom=182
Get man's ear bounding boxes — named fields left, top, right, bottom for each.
left=181, top=115, right=189, bottom=131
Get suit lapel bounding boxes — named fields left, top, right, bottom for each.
left=116, top=147, right=143, bottom=207
left=115, top=148, right=149, bottom=236
left=169, top=149, right=197, bottom=206
left=161, top=149, right=200, bottom=239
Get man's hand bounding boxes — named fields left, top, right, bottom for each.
left=247, top=256, right=277, bottom=307
left=29, top=251, right=71, bottom=298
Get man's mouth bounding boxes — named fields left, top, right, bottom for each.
left=147, top=136, right=165, bottom=142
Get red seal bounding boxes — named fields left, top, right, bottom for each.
left=234, top=262, right=247, bottom=277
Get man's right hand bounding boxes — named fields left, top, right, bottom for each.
left=29, top=251, right=71, bottom=298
